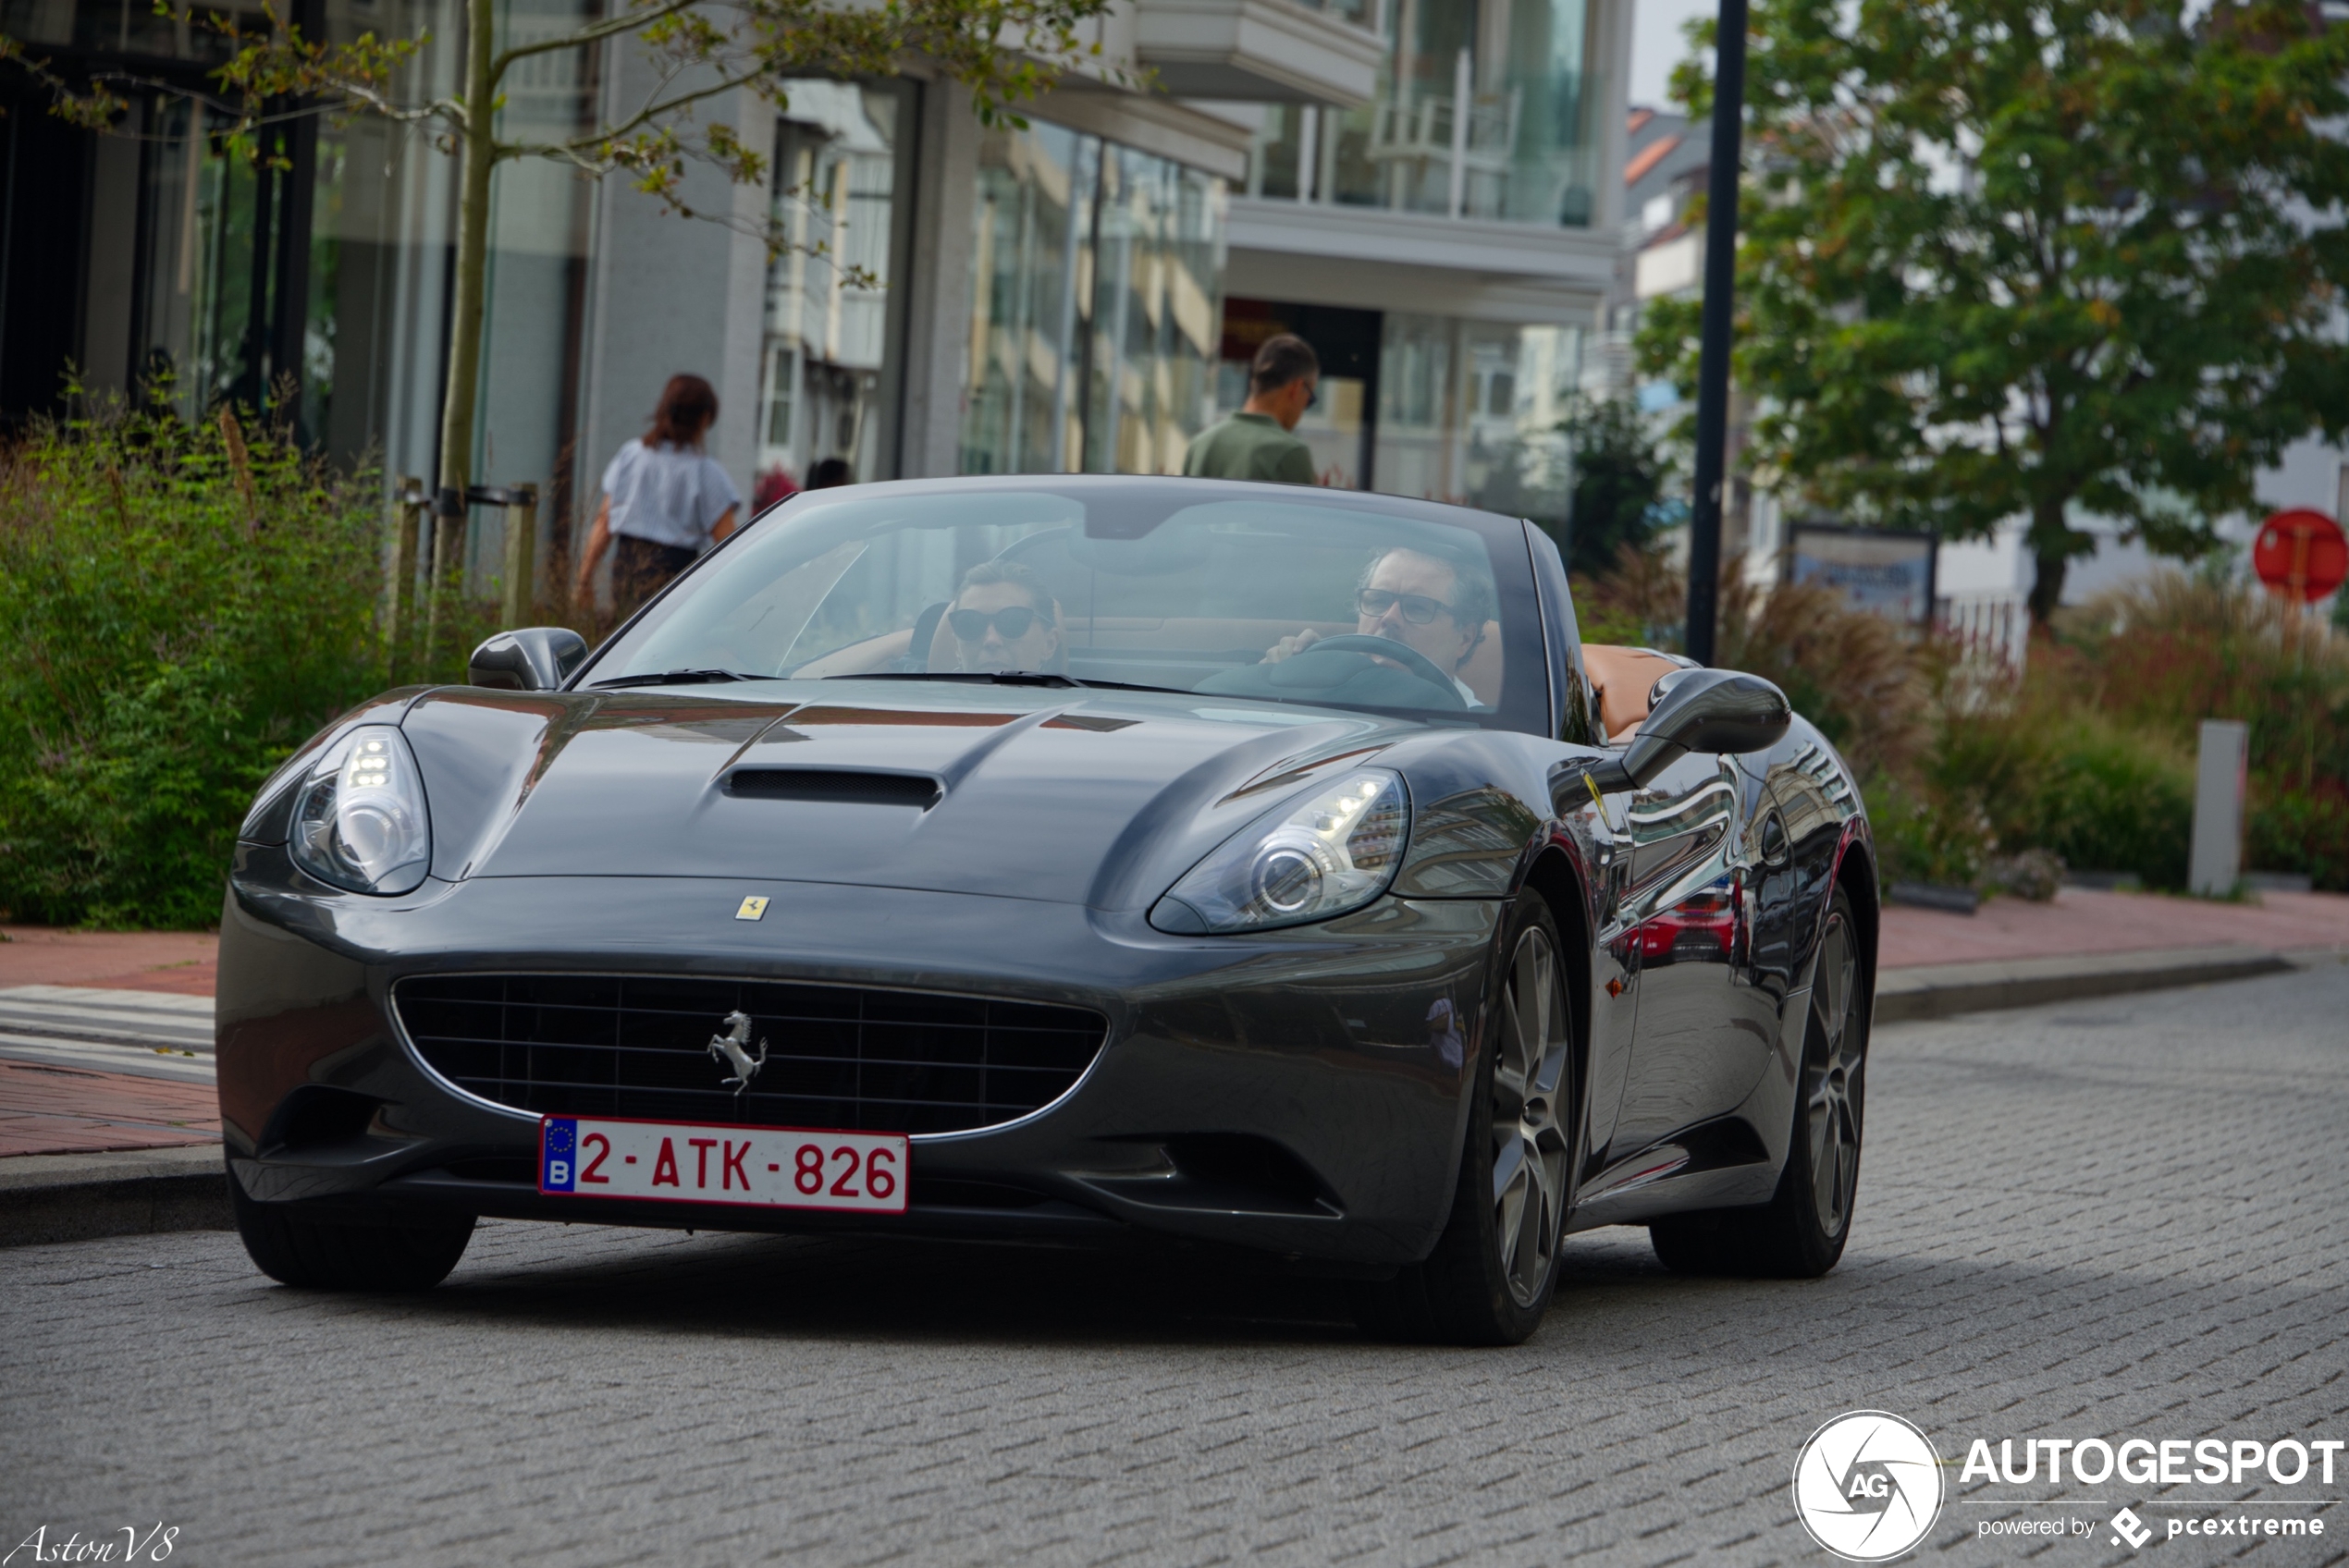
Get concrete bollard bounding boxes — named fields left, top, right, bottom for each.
left=2189, top=719, right=2249, bottom=898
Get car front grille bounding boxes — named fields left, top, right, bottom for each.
left=394, top=974, right=1107, bottom=1135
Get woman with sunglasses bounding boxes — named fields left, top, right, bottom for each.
left=945, top=562, right=1064, bottom=674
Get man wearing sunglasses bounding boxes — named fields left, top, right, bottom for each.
left=1263, top=546, right=1492, bottom=706
left=1182, top=334, right=1321, bottom=485
left=945, top=562, right=1064, bottom=674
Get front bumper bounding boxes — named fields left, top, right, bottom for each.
left=218, top=853, right=1503, bottom=1266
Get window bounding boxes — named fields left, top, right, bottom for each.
left=960, top=124, right=1227, bottom=476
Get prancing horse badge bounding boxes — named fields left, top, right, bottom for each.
left=734, top=896, right=769, bottom=921
left=708, top=1011, right=769, bottom=1096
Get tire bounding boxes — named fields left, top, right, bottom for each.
left=1651, top=884, right=1867, bottom=1279
left=230, top=1164, right=475, bottom=1292
left=1354, top=891, right=1576, bottom=1346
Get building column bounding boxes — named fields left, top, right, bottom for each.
left=893, top=78, right=979, bottom=479
left=1590, top=0, right=1634, bottom=235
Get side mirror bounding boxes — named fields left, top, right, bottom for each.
left=468, top=628, right=589, bottom=692
left=1553, top=668, right=1791, bottom=801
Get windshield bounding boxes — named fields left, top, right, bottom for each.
left=584, top=482, right=1546, bottom=729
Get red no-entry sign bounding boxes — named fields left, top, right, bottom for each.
left=2253, top=509, right=2348, bottom=603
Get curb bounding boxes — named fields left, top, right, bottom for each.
left=1874, top=944, right=2304, bottom=1024
left=0, top=1144, right=229, bottom=1248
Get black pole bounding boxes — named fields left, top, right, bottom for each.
left=1685, top=0, right=1749, bottom=667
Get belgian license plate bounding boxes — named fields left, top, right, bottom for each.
left=538, top=1115, right=907, bottom=1214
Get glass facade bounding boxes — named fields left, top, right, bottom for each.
left=1247, top=0, right=1602, bottom=227
left=960, top=122, right=1227, bottom=476
left=1373, top=313, right=1580, bottom=520
left=464, top=0, right=602, bottom=571
left=9, top=0, right=598, bottom=587
left=1212, top=298, right=1582, bottom=519
left=758, top=80, right=915, bottom=495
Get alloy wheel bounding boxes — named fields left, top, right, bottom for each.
left=1491, top=924, right=1571, bottom=1307
left=1802, top=912, right=1864, bottom=1240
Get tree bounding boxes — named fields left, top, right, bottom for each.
left=1556, top=395, right=1674, bottom=581
left=6, top=0, right=1110, bottom=618
left=1641, top=0, right=2349, bottom=620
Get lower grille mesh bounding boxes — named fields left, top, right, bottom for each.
left=395, top=974, right=1106, bottom=1135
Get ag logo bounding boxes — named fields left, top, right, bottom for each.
left=1791, top=1411, right=1944, bottom=1562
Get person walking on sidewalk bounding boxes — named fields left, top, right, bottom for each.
left=1184, top=334, right=1320, bottom=485
left=576, top=374, right=743, bottom=617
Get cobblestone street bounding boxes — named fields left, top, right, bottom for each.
left=5, top=964, right=2345, bottom=1568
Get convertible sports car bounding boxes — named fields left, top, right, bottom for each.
left=218, top=475, right=1877, bottom=1345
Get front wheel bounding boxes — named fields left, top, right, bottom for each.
left=230, top=1164, right=475, bottom=1292
left=1651, top=885, right=1868, bottom=1279
left=1353, top=891, right=1576, bottom=1345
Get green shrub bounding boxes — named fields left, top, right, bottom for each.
left=1552, top=396, right=1672, bottom=581
left=2061, top=572, right=2349, bottom=788
left=1866, top=773, right=1991, bottom=888
left=1869, top=671, right=2194, bottom=891
left=0, top=398, right=388, bottom=927
left=2023, top=717, right=2194, bottom=889
left=2248, top=779, right=2349, bottom=892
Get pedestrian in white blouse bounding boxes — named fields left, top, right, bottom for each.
left=576, top=374, right=742, bottom=617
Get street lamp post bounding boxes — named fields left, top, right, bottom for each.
left=1685, top=0, right=1749, bottom=668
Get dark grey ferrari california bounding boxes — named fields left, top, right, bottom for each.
left=218, top=475, right=1877, bottom=1344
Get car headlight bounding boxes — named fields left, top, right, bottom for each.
left=1150, top=768, right=1408, bottom=934
left=288, top=726, right=432, bottom=895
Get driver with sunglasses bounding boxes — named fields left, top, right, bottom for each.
left=945, top=561, right=1065, bottom=674
left=1262, top=546, right=1490, bottom=706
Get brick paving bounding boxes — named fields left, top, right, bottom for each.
left=0, top=986, right=219, bottom=1157
left=0, top=925, right=218, bottom=995
left=1877, top=887, right=2349, bottom=970
left=0, top=1059, right=221, bottom=1157
left=2, top=962, right=2343, bottom=1566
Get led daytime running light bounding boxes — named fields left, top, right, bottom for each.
left=288, top=725, right=432, bottom=895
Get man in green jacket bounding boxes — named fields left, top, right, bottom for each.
left=1184, top=334, right=1320, bottom=484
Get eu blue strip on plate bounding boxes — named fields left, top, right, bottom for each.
left=541, top=1118, right=578, bottom=1192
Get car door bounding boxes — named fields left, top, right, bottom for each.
left=1604, top=747, right=1777, bottom=1160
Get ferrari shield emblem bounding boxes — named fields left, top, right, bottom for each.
left=734, top=896, right=769, bottom=922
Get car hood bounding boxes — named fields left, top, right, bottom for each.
left=401, top=680, right=1420, bottom=911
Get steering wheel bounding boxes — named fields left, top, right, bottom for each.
left=1292, top=634, right=1466, bottom=708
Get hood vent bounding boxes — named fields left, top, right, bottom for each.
left=727, top=767, right=941, bottom=809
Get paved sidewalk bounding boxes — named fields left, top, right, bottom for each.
left=0, top=924, right=217, bottom=994
left=1878, top=885, right=2349, bottom=968
left=0, top=1060, right=220, bottom=1158
left=0, top=982, right=220, bottom=1158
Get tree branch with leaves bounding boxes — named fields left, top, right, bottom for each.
left=1640, top=0, right=2349, bottom=620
